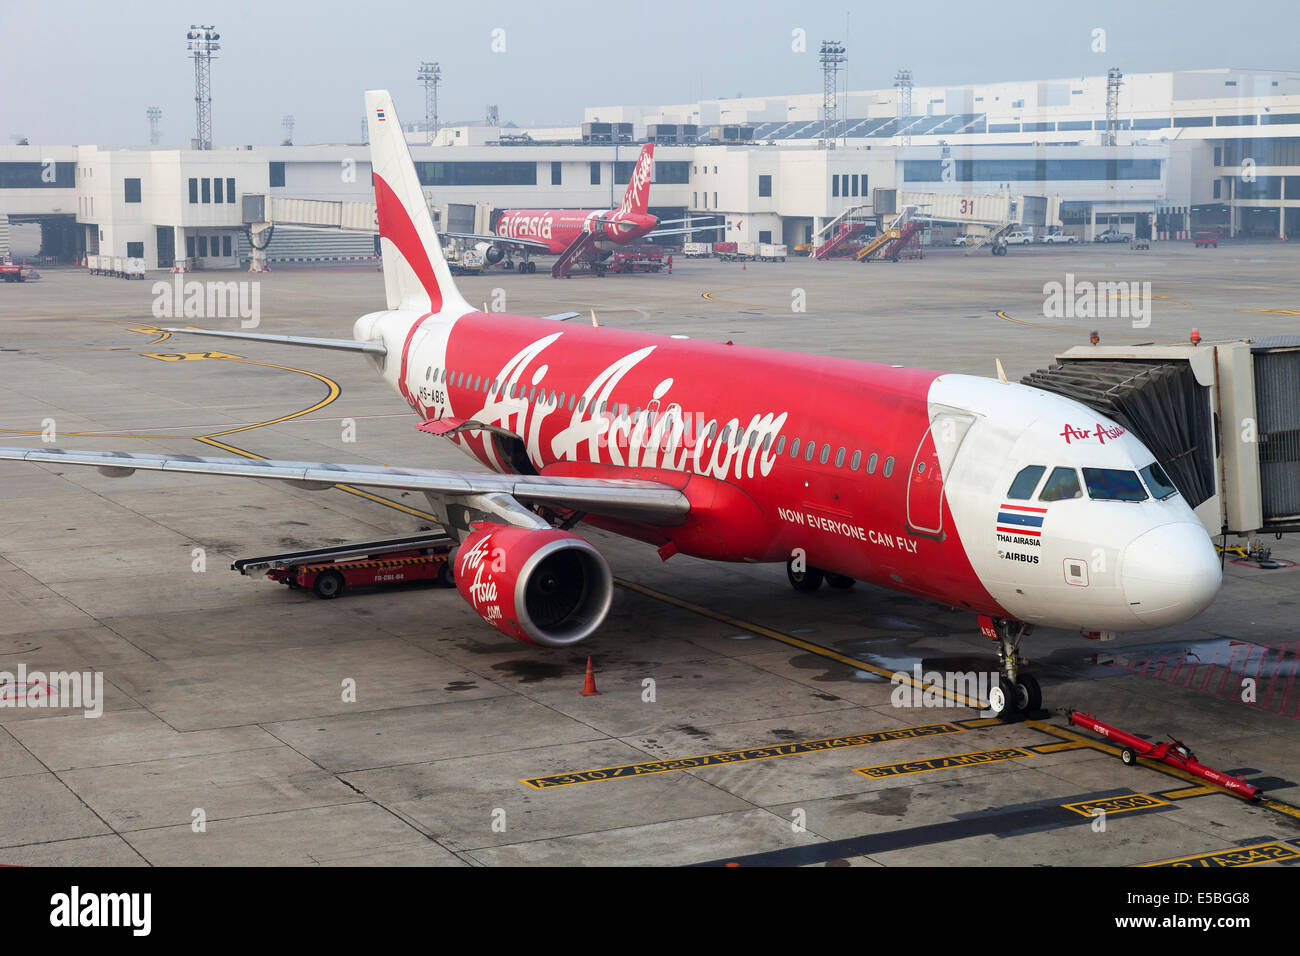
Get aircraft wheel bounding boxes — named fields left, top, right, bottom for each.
left=987, top=677, right=1018, bottom=717
left=1014, top=673, right=1042, bottom=712
left=825, top=573, right=855, bottom=589
left=313, top=570, right=345, bottom=600
left=787, top=561, right=824, bottom=593
left=1120, top=747, right=1138, bottom=766
left=436, top=558, right=455, bottom=588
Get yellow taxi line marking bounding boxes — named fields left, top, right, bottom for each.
left=994, top=310, right=1184, bottom=341
left=1061, top=793, right=1169, bottom=817
left=613, top=579, right=985, bottom=708
left=520, top=721, right=967, bottom=789
left=1159, top=785, right=1220, bottom=799
left=853, top=746, right=1035, bottom=779
left=700, top=287, right=781, bottom=309
left=1031, top=740, right=1090, bottom=753
left=1140, top=841, right=1300, bottom=867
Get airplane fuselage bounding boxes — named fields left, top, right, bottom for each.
left=355, top=308, right=1223, bottom=635
left=495, top=208, right=659, bottom=253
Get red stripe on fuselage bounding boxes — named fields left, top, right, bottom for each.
left=397, top=312, right=435, bottom=404
left=374, top=173, right=442, bottom=312
left=406, top=311, right=1008, bottom=618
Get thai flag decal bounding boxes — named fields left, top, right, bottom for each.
left=376, top=108, right=386, bottom=122
left=997, top=503, right=1046, bottom=537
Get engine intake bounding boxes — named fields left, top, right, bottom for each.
left=453, top=524, right=613, bottom=646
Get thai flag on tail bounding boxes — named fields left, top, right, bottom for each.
left=997, top=503, right=1046, bottom=537
left=376, top=108, right=386, bottom=122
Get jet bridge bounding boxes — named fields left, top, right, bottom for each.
left=1022, top=337, right=1300, bottom=537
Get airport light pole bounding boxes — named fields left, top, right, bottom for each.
left=186, top=25, right=220, bottom=150
left=146, top=107, right=162, bottom=146
left=819, top=41, right=846, bottom=149
left=418, top=61, right=441, bottom=144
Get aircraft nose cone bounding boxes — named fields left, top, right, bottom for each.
left=1121, top=523, right=1222, bottom=627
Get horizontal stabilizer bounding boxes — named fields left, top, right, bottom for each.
left=162, top=327, right=386, bottom=355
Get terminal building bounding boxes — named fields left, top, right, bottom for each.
left=2, top=67, right=1298, bottom=269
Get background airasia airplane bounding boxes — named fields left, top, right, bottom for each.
left=443, top=142, right=714, bottom=273
left=0, top=91, right=1223, bottom=717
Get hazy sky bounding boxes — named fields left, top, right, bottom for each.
left=2, top=0, right=1296, bottom=146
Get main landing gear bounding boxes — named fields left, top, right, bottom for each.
left=785, top=556, right=855, bottom=592
left=979, top=615, right=1041, bottom=718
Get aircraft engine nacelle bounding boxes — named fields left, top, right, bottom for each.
left=475, top=241, right=505, bottom=265
left=453, top=523, right=613, bottom=647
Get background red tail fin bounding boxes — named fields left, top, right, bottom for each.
left=617, top=143, right=654, bottom=216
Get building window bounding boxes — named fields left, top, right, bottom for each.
left=590, top=161, right=600, bottom=185
left=850, top=174, right=858, bottom=196
left=227, top=177, right=236, bottom=203
left=222, top=235, right=232, bottom=256
left=124, top=178, right=141, bottom=203
left=197, top=236, right=208, bottom=256
left=840, top=174, right=848, bottom=196
left=758, top=174, right=771, bottom=197
left=693, top=192, right=698, bottom=207
left=713, top=192, right=717, bottom=207
left=126, top=241, right=144, bottom=258
left=1213, top=147, right=1222, bottom=166
left=832, top=175, right=839, bottom=197
left=269, top=162, right=285, bottom=187
left=759, top=230, right=772, bottom=243
left=213, top=178, right=224, bottom=203
left=186, top=236, right=195, bottom=258
left=0, top=161, right=75, bottom=188
left=551, top=162, right=562, bottom=185
left=201, top=178, right=211, bottom=203
left=188, top=178, right=198, bottom=203
left=1213, top=180, right=1221, bottom=199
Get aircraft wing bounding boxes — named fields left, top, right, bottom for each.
left=0, top=447, right=689, bottom=526
left=440, top=232, right=551, bottom=252
left=645, top=225, right=726, bottom=239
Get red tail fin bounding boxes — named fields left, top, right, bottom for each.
left=616, top=143, right=654, bottom=216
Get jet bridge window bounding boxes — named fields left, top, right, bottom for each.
left=1140, top=462, right=1178, bottom=500
left=1082, top=467, right=1148, bottom=502
left=1039, top=466, right=1082, bottom=502
left=1006, top=465, right=1046, bottom=500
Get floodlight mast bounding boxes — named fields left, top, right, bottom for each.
left=187, top=25, right=220, bottom=150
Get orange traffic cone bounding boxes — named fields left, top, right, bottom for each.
left=580, top=656, right=601, bottom=696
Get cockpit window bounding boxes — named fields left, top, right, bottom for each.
left=1006, top=465, right=1046, bottom=500
left=1140, top=462, right=1178, bottom=500
left=1038, top=467, right=1082, bottom=502
left=1082, top=467, right=1148, bottom=502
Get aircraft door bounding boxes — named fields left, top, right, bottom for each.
left=907, top=427, right=945, bottom=535
left=906, top=412, right=976, bottom=537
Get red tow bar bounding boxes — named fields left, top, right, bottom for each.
left=1067, top=710, right=1261, bottom=800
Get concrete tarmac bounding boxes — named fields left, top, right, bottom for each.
left=0, top=242, right=1297, bottom=866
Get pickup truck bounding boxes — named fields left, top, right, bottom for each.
left=1004, top=231, right=1035, bottom=245
left=1094, top=229, right=1133, bottom=243
left=1039, top=232, right=1078, bottom=244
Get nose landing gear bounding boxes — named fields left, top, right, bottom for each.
left=979, top=615, right=1041, bottom=718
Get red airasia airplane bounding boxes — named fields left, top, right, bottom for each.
left=443, top=142, right=711, bottom=273
left=0, top=91, right=1222, bottom=717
